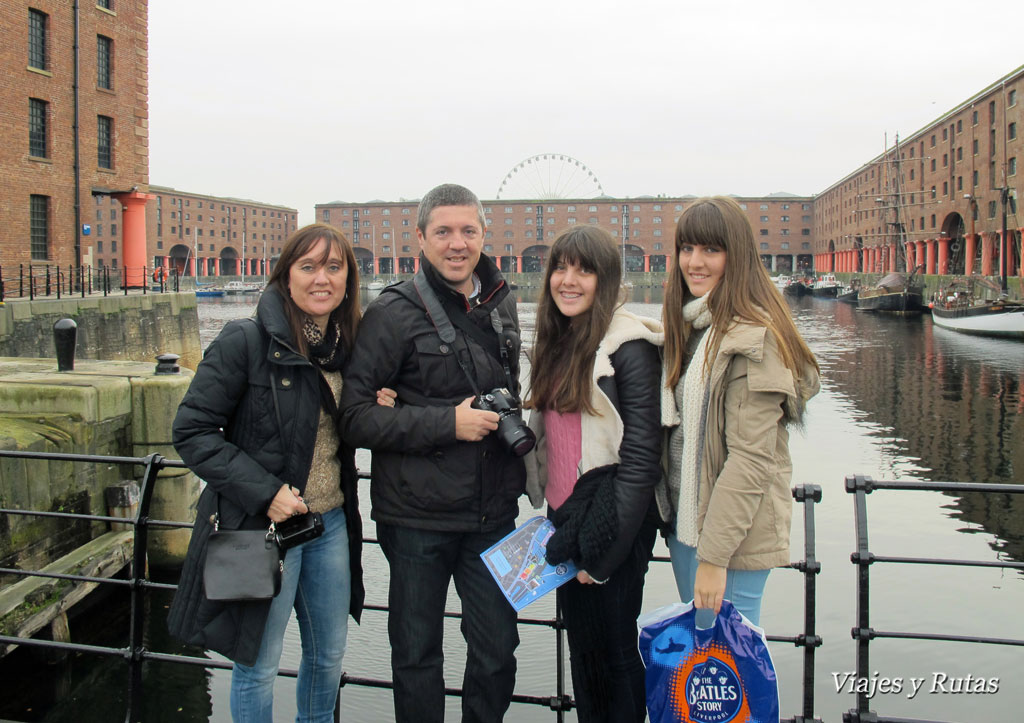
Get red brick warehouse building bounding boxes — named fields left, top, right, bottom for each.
left=316, top=192, right=813, bottom=278
left=144, top=186, right=297, bottom=279
left=814, top=64, right=1023, bottom=279
left=0, top=0, right=151, bottom=281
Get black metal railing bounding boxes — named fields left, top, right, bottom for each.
left=843, top=475, right=1024, bottom=723
left=0, top=265, right=182, bottom=301
left=0, top=448, right=823, bottom=722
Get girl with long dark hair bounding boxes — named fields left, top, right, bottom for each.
left=525, top=225, right=664, bottom=722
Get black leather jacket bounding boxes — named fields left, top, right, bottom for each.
left=339, top=254, right=526, bottom=532
left=167, top=286, right=364, bottom=666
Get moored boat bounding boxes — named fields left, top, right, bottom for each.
left=837, top=278, right=861, bottom=304
left=223, top=280, right=263, bottom=294
left=194, top=288, right=225, bottom=298
left=931, top=298, right=1024, bottom=339
left=810, top=273, right=840, bottom=298
left=930, top=278, right=1024, bottom=339
left=784, top=277, right=812, bottom=297
left=857, top=271, right=925, bottom=315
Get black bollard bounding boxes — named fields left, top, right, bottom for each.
left=155, top=353, right=180, bottom=375
left=54, top=318, right=77, bottom=371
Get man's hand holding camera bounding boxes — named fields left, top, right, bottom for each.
left=455, top=396, right=499, bottom=441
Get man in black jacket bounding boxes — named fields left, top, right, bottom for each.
left=339, top=184, right=525, bottom=723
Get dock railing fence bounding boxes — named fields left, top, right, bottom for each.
left=2, top=447, right=829, bottom=721
left=843, top=475, right=1024, bottom=723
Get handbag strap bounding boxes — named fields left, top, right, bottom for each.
left=212, top=318, right=282, bottom=538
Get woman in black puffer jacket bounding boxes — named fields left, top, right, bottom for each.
left=168, top=223, right=374, bottom=723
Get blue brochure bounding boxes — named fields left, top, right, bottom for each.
left=480, top=516, right=578, bottom=611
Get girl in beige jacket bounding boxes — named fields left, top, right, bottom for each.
left=659, top=196, right=820, bottom=626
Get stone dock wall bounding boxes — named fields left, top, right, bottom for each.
left=0, top=292, right=203, bottom=371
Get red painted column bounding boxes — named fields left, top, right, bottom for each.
left=644, top=254, right=650, bottom=272
left=925, top=239, right=936, bottom=275
left=1018, top=229, right=1024, bottom=279
left=113, top=191, right=156, bottom=288
left=904, top=242, right=914, bottom=271
left=213, top=259, right=220, bottom=277
left=963, top=234, right=976, bottom=275
left=981, top=233, right=994, bottom=276
left=188, top=256, right=196, bottom=277
left=915, top=241, right=926, bottom=272
left=937, top=238, right=950, bottom=276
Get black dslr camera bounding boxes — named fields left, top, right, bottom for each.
left=274, top=511, right=324, bottom=550
left=477, top=388, right=536, bottom=458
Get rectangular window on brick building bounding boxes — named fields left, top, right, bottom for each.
left=30, top=195, right=49, bottom=260
left=98, top=115, right=113, bottom=168
left=97, top=35, right=113, bottom=89
left=97, top=0, right=113, bottom=9
left=29, top=9, right=47, bottom=70
left=29, top=98, right=48, bottom=157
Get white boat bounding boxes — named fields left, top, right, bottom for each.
left=366, top=279, right=386, bottom=291
left=930, top=297, right=1024, bottom=339
left=223, top=280, right=263, bottom=294
left=810, top=273, right=840, bottom=298
left=772, top=274, right=792, bottom=290
left=930, top=274, right=1024, bottom=340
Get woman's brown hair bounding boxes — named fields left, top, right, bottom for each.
left=526, top=226, right=623, bottom=414
left=663, top=197, right=818, bottom=388
left=266, top=223, right=361, bottom=358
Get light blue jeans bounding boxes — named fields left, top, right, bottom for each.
left=666, top=536, right=770, bottom=627
left=230, top=506, right=350, bottom=723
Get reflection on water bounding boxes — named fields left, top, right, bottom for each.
left=5, top=289, right=1022, bottom=722
left=793, top=297, right=1024, bottom=564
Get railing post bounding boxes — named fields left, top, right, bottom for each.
left=554, top=598, right=567, bottom=722
left=124, top=453, right=163, bottom=723
left=793, top=484, right=823, bottom=722
left=846, top=474, right=875, bottom=719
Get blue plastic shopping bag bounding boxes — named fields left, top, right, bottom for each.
left=638, top=600, right=779, bottom=723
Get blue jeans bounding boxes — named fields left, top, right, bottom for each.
left=377, top=522, right=519, bottom=723
left=666, top=535, right=770, bottom=626
left=230, top=507, right=351, bottom=723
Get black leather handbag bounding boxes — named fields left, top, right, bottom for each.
left=203, top=514, right=283, bottom=601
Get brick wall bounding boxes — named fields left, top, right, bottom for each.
left=0, top=0, right=149, bottom=269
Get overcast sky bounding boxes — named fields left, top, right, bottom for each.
left=149, top=0, right=1022, bottom=225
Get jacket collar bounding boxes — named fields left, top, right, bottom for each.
left=255, top=285, right=307, bottom=362
left=419, top=253, right=508, bottom=313
left=591, top=308, right=664, bottom=380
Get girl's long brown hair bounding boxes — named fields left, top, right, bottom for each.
left=663, top=197, right=818, bottom=388
left=267, top=223, right=361, bottom=358
left=526, top=226, right=623, bottom=415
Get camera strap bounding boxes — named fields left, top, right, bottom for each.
left=412, top=271, right=516, bottom=396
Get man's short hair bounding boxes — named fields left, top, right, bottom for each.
left=416, top=184, right=487, bottom=234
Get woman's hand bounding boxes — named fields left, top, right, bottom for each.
left=376, top=387, right=397, bottom=407
left=267, top=484, right=308, bottom=523
left=694, top=561, right=727, bottom=614
left=576, top=570, right=597, bottom=585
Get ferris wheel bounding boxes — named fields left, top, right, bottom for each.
left=496, top=154, right=604, bottom=200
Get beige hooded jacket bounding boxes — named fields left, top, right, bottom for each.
left=658, top=320, right=820, bottom=570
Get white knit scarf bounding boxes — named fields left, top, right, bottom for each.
left=675, top=294, right=713, bottom=546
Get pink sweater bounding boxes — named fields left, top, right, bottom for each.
left=542, top=409, right=582, bottom=510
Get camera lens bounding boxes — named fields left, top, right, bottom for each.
left=497, top=415, right=536, bottom=457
